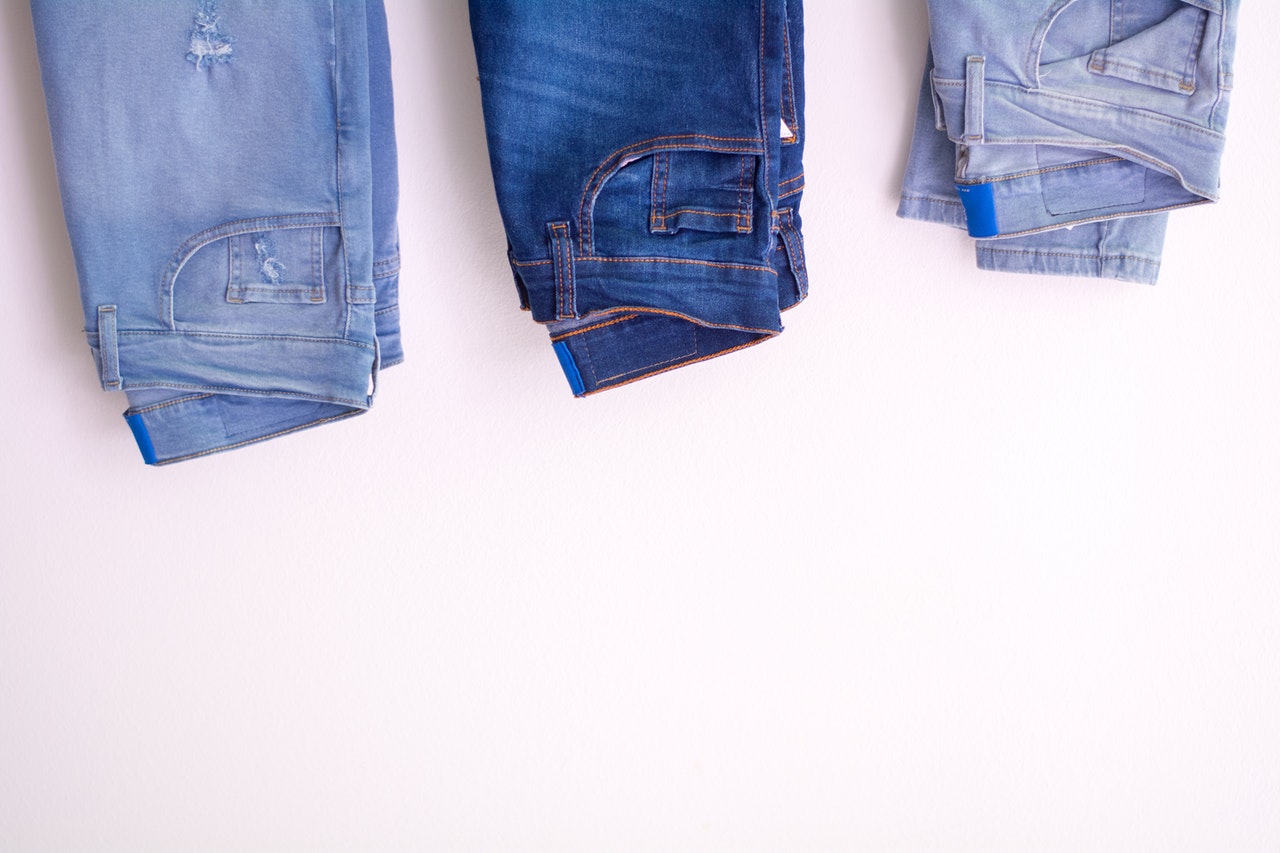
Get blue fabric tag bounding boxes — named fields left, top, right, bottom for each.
left=125, top=413, right=158, bottom=465
left=955, top=182, right=999, bottom=238
left=552, top=340, right=586, bottom=396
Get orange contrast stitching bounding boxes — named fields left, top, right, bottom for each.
left=582, top=143, right=760, bottom=249
left=513, top=255, right=779, bottom=276
left=581, top=256, right=776, bottom=275
left=559, top=304, right=777, bottom=337
left=551, top=223, right=571, bottom=318
left=584, top=336, right=773, bottom=396
left=780, top=225, right=807, bottom=274
left=578, top=135, right=761, bottom=252
left=548, top=313, right=640, bottom=342
left=757, top=0, right=770, bottom=178
left=660, top=209, right=745, bottom=221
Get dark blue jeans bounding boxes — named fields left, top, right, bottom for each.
left=470, top=0, right=808, bottom=395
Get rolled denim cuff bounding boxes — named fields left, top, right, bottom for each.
left=975, top=213, right=1168, bottom=286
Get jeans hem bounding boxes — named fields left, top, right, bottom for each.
left=975, top=244, right=1161, bottom=284
left=130, top=403, right=365, bottom=467
left=898, top=193, right=967, bottom=229
left=513, top=255, right=788, bottom=334
left=517, top=255, right=790, bottom=396
left=548, top=310, right=778, bottom=396
left=89, top=329, right=376, bottom=465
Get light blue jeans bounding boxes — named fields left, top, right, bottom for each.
left=32, top=0, right=401, bottom=464
left=899, top=0, right=1240, bottom=284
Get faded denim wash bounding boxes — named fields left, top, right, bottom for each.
left=32, top=0, right=401, bottom=464
left=899, top=0, right=1240, bottom=284
left=469, top=0, right=808, bottom=395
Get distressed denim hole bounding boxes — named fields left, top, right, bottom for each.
left=226, top=227, right=331, bottom=305
left=187, top=0, right=234, bottom=70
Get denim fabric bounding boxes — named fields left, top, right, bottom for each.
left=469, top=0, right=807, bottom=395
left=898, top=0, right=1239, bottom=284
left=32, top=0, right=401, bottom=464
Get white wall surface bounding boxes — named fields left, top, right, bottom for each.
left=2, top=2, right=1278, bottom=851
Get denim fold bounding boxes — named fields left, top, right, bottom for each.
left=32, top=0, right=401, bottom=464
left=469, top=0, right=808, bottom=395
left=898, top=0, right=1239, bottom=284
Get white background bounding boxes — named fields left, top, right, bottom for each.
left=2, top=2, right=1278, bottom=851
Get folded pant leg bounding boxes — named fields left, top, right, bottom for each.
left=469, top=0, right=808, bottom=395
left=899, top=0, right=1239, bottom=284
left=32, top=0, right=400, bottom=464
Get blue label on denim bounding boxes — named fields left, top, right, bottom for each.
left=552, top=340, right=587, bottom=397
left=955, top=182, right=999, bottom=238
left=124, top=413, right=158, bottom=466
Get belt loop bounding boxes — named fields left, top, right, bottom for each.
left=547, top=221, right=577, bottom=320
left=774, top=209, right=808, bottom=300
left=97, top=305, right=121, bottom=389
left=929, top=72, right=947, bottom=131
left=367, top=335, right=380, bottom=404
left=506, top=248, right=531, bottom=311
left=964, top=55, right=986, bottom=143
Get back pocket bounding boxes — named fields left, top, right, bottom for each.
left=227, top=227, right=328, bottom=304
left=167, top=213, right=344, bottom=335
left=1087, top=2, right=1213, bottom=95
left=648, top=150, right=756, bottom=235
